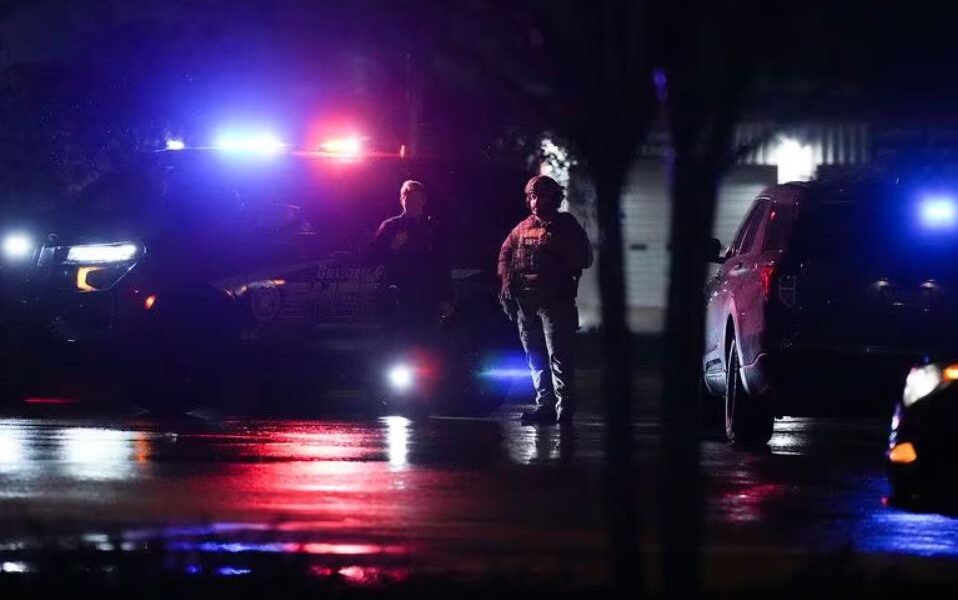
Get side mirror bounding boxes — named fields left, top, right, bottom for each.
left=707, top=238, right=725, bottom=264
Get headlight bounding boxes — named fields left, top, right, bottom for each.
left=387, top=364, right=414, bottom=392
left=65, top=243, right=139, bottom=264
left=903, top=364, right=943, bottom=407
left=2, top=233, right=35, bottom=261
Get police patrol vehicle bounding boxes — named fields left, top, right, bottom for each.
left=0, top=132, right=529, bottom=412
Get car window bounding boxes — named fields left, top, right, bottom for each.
left=728, top=208, right=755, bottom=257
left=730, top=198, right=769, bottom=257
left=789, top=182, right=958, bottom=275
left=791, top=197, right=892, bottom=263
left=762, top=202, right=797, bottom=252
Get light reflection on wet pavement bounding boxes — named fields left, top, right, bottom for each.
left=1, top=412, right=958, bottom=581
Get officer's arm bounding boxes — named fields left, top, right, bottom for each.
left=574, top=219, right=594, bottom=270
left=369, top=220, right=392, bottom=263
left=497, top=229, right=517, bottom=285
left=560, top=215, right=593, bottom=271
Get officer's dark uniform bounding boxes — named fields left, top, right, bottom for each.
left=371, top=213, right=452, bottom=344
left=499, top=194, right=592, bottom=422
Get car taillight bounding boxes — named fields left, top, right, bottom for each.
left=760, top=265, right=797, bottom=308
left=778, top=275, right=797, bottom=308
left=760, top=265, right=776, bottom=300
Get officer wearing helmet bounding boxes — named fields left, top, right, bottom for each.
left=498, top=175, right=593, bottom=424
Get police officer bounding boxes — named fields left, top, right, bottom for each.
left=371, top=180, right=453, bottom=344
left=498, top=175, right=593, bottom=424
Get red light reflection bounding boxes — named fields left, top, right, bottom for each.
left=301, top=543, right=406, bottom=555
left=308, top=565, right=411, bottom=584
left=336, top=565, right=410, bottom=585
left=721, top=483, right=784, bottom=523
left=24, top=397, right=76, bottom=405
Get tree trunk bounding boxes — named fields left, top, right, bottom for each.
left=660, top=154, right=721, bottom=599
left=404, top=51, right=422, bottom=158
left=592, top=159, right=641, bottom=598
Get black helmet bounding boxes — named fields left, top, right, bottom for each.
left=524, top=174, right=563, bottom=198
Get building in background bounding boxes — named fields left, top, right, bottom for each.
left=571, top=121, right=874, bottom=332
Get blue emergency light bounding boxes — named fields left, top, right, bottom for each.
left=213, top=129, right=285, bottom=155
left=919, top=194, right=958, bottom=230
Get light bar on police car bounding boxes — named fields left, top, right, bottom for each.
left=318, top=136, right=363, bottom=158
left=213, top=130, right=285, bottom=155
left=65, top=243, right=140, bottom=264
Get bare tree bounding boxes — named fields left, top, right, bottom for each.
left=402, top=2, right=781, bottom=597
left=651, top=1, right=763, bottom=595
left=390, top=1, right=656, bottom=595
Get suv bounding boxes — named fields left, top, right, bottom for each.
left=702, top=177, right=958, bottom=445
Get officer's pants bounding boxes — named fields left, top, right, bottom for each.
left=515, top=292, right=578, bottom=414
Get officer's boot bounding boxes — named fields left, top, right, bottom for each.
left=520, top=404, right=557, bottom=424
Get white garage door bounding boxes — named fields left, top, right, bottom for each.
left=621, top=162, right=776, bottom=332
left=712, top=166, right=778, bottom=253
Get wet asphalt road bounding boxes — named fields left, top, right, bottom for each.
left=1, top=406, right=957, bottom=587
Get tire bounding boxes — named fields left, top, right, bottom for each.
left=725, top=337, right=774, bottom=447
left=129, top=286, right=241, bottom=414
left=888, top=465, right=920, bottom=504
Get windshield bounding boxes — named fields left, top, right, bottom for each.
left=73, top=168, right=164, bottom=219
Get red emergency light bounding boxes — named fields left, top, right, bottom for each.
left=317, top=136, right=363, bottom=159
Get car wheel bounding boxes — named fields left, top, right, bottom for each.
left=725, top=337, right=774, bottom=447
left=888, top=465, right=920, bottom=504
left=129, top=286, right=241, bottom=414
